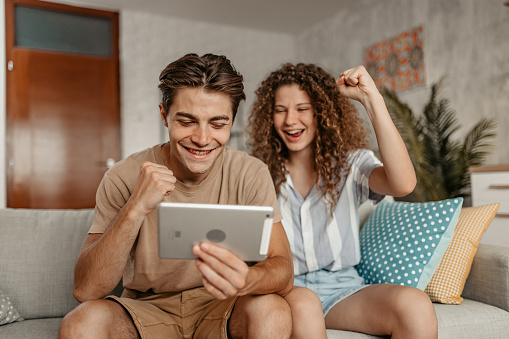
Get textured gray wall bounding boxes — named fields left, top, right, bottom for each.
left=296, top=0, right=509, bottom=165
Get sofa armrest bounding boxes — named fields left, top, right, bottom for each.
left=462, top=244, right=509, bottom=312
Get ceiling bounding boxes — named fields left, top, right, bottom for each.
left=46, top=0, right=349, bottom=34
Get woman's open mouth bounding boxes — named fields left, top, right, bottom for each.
left=285, top=129, right=304, bottom=139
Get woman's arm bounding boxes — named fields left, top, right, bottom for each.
left=337, top=66, right=416, bottom=197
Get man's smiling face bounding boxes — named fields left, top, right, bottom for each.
left=160, top=87, right=233, bottom=185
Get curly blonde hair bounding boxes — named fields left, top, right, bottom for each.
left=248, top=63, right=368, bottom=210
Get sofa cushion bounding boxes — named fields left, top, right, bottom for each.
left=0, top=318, right=62, bottom=339
left=434, top=299, right=509, bottom=338
left=325, top=299, right=509, bottom=339
left=425, top=204, right=499, bottom=304
left=463, top=244, right=509, bottom=313
left=356, top=198, right=463, bottom=290
left=0, top=208, right=94, bottom=319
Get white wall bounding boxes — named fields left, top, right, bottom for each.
left=0, top=5, right=296, bottom=208
left=296, top=0, right=509, bottom=165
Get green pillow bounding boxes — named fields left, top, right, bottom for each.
left=356, top=198, right=463, bottom=290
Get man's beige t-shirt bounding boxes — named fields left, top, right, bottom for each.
left=89, top=144, right=282, bottom=294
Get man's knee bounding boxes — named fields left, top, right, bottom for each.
left=229, top=294, right=292, bottom=338
left=243, top=293, right=292, bottom=322
left=59, top=299, right=117, bottom=338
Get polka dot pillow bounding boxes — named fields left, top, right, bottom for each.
left=356, top=198, right=463, bottom=290
left=0, top=289, right=23, bottom=325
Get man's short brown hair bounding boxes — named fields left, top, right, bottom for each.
left=158, top=53, right=246, bottom=121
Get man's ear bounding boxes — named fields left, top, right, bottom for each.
left=159, top=103, right=169, bottom=127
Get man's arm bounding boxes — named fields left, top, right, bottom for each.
left=73, top=161, right=176, bottom=302
left=73, top=206, right=144, bottom=302
left=192, top=221, right=293, bottom=300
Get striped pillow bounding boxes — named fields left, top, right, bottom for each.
left=424, top=203, right=500, bottom=304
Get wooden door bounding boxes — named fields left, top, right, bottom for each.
left=5, top=0, right=120, bottom=209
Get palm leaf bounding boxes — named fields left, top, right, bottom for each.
left=456, top=117, right=498, bottom=195
left=462, top=117, right=497, bottom=168
left=381, top=78, right=497, bottom=202
left=381, top=87, right=426, bottom=172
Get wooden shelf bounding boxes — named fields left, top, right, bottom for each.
left=470, top=164, right=509, bottom=173
left=489, top=185, right=509, bottom=189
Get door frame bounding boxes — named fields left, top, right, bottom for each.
left=4, top=0, right=120, bottom=207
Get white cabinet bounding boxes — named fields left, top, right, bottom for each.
left=470, top=165, right=509, bottom=247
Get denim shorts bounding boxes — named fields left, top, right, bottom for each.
left=293, top=267, right=368, bottom=316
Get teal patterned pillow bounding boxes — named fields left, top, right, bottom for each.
left=356, top=198, right=463, bottom=290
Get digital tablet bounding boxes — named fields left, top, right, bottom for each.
left=157, top=202, right=274, bottom=261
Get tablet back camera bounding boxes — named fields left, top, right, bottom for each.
left=206, top=229, right=226, bottom=243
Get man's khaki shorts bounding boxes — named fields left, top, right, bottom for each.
left=107, top=287, right=238, bottom=339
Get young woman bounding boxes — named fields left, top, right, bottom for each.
left=248, top=63, right=438, bottom=339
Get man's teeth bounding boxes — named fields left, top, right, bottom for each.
left=188, top=148, right=209, bottom=155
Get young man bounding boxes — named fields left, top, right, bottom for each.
left=59, top=53, right=293, bottom=339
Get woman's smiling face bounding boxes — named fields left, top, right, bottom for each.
left=273, top=84, right=318, bottom=155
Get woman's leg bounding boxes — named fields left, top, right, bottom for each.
left=284, top=286, right=328, bottom=339
left=325, top=284, right=437, bottom=339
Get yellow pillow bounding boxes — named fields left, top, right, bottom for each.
left=424, top=203, right=499, bottom=304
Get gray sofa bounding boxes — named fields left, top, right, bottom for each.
left=0, top=208, right=508, bottom=338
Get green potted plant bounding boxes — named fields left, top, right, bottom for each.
left=381, top=78, right=497, bottom=202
